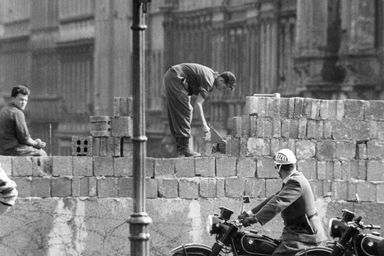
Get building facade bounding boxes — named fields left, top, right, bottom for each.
left=0, top=0, right=383, bottom=156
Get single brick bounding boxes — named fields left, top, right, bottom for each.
left=303, top=98, right=312, bottom=118
left=113, top=97, right=133, bottom=117
left=333, top=160, right=350, bottom=180
left=31, top=177, right=51, bottom=197
left=114, top=157, right=133, bottom=176
left=232, top=116, right=242, bottom=137
left=244, top=96, right=259, bottom=115
left=13, top=157, right=33, bottom=176
left=247, top=138, right=271, bottom=157
left=356, top=181, right=375, bottom=202
left=272, top=118, right=281, bottom=138
left=122, top=137, right=133, bottom=157
left=216, top=157, right=237, bottom=177
left=350, top=120, right=370, bottom=141
left=225, top=177, right=245, bottom=198
left=255, top=97, right=267, bottom=117
left=237, top=157, right=256, bottom=177
left=146, top=157, right=155, bottom=178
left=93, top=156, right=114, bottom=176
left=195, top=157, right=215, bottom=177
left=332, top=120, right=352, bottom=140
left=0, top=156, right=12, bottom=176
left=158, top=179, right=178, bottom=198
left=316, top=141, right=335, bottom=160
left=199, top=178, right=217, bottom=198
left=154, top=158, right=175, bottom=177
left=293, top=97, right=304, bottom=119
left=367, top=140, right=384, bottom=159
left=72, top=177, right=80, bottom=197
left=92, top=137, right=101, bottom=156
left=111, top=116, right=133, bottom=137
left=336, top=141, right=356, bottom=160
left=239, top=137, right=248, bottom=157
left=105, top=136, right=121, bottom=157
left=51, top=177, right=72, bottom=197
left=298, top=118, right=307, bottom=139
left=256, top=118, right=273, bottom=138
left=310, top=99, right=321, bottom=119
left=349, top=160, right=359, bottom=180
left=244, top=178, right=265, bottom=198
left=333, top=181, right=348, bottom=200
left=297, top=159, right=316, bottom=180
left=366, top=100, right=384, bottom=120
left=175, top=157, right=195, bottom=177
left=256, top=158, right=278, bottom=178
left=117, top=177, right=134, bottom=197
left=52, top=156, right=73, bottom=177
left=241, top=115, right=250, bottom=136
left=89, top=177, right=97, bottom=197
left=31, top=156, right=52, bottom=176
left=179, top=178, right=199, bottom=199
left=327, top=100, right=338, bottom=120
left=358, top=160, right=367, bottom=180
left=288, top=119, right=299, bottom=139
left=279, top=98, right=289, bottom=118
left=266, top=97, right=280, bottom=117
left=72, top=136, right=93, bottom=156
left=323, top=121, right=332, bottom=139
left=317, top=161, right=334, bottom=180
left=227, top=137, right=240, bottom=157
left=344, top=99, right=365, bottom=120
left=367, top=160, right=384, bottom=181
left=281, top=119, right=289, bottom=138
left=306, top=120, right=323, bottom=139
left=12, top=177, right=31, bottom=197
left=265, top=179, right=281, bottom=197
left=90, top=116, right=111, bottom=137
left=73, top=156, right=93, bottom=176
left=296, top=140, right=316, bottom=159
left=287, top=98, right=295, bottom=118
left=77, top=177, right=90, bottom=197
left=98, top=177, right=118, bottom=198
left=146, top=178, right=158, bottom=198
left=249, top=115, right=257, bottom=137
left=319, top=100, right=330, bottom=120
left=369, top=120, right=384, bottom=140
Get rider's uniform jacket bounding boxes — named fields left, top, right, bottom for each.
left=250, top=171, right=326, bottom=243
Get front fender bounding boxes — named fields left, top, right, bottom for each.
left=169, top=243, right=212, bottom=256
left=295, top=246, right=333, bottom=256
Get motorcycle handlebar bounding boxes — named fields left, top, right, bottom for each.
left=364, top=224, right=381, bottom=230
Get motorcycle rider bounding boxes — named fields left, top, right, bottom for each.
left=238, top=148, right=326, bottom=256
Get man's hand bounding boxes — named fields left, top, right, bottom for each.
left=240, top=216, right=258, bottom=227
left=35, top=139, right=46, bottom=149
left=238, top=211, right=249, bottom=220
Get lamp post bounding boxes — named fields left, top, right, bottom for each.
left=128, top=1, right=152, bottom=256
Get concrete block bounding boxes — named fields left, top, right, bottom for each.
left=288, top=97, right=295, bottom=118
left=239, top=137, right=248, bottom=157
left=72, top=177, right=80, bottom=197
left=303, top=98, right=312, bottom=118
left=244, top=178, right=265, bottom=198
left=249, top=115, right=257, bottom=136
left=366, top=100, right=384, bottom=120
left=297, top=159, right=316, bottom=180
left=98, top=177, right=118, bottom=198
left=247, top=138, right=271, bottom=156
left=146, top=157, right=155, bottom=178
left=175, top=157, right=195, bottom=177
left=316, top=141, right=335, bottom=160
left=92, top=137, right=101, bottom=156
left=237, top=157, right=256, bottom=177
left=113, top=97, right=133, bottom=117
left=266, top=97, right=280, bottom=118
left=344, top=99, right=365, bottom=120
left=72, top=136, right=93, bottom=156
left=296, top=140, right=316, bottom=159
left=90, top=116, right=111, bottom=136
left=256, top=158, right=278, bottom=178
left=241, top=115, right=250, bottom=136
left=306, top=120, right=323, bottom=139
left=298, top=118, right=307, bottom=139
left=358, top=160, right=367, bottom=180
left=349, top=160, right=359, bottom=180
left=319, top=100, right=330, bottom=120
left=289, top=119, right=299, bottom=139
left=114, top=157, right=133, bottom=177
left=0, top=156, right=12, bottom=176
left=122, top=137, right=133, bottom=157
left=367, top=160, right=384, bottom=181
left=73, top=156, right=93, bottom=176
left=293, top=97, right=305, bottom=119
left=31, top=156, right=52, bottom=176
left=106, top=136, right=121, bottom=157
left=158, top=179, right=178, bottom=198
left=93, top=156, right=114, bottom=176
left=336, top=100, right=345, bottom=120
left=333, top=160, right=350, bottom=180
left=154, top=158, right=175, bottom=177
left=350, top=120, right=370, bottom=141
left=227, top=137, right=240, bottom=157
left=216, top=178, right=225, bottom=198
left=225, top=177, right=245, bottom=198
left=12, top=177, right=31, bottom=197
left=256, top=118, right=273, bottom=138
left=336, top=141, right=356, bottom=160
left=272, top=118, right=281, bottom=138
left=75, top=177, right=89, bottom=197
left=281, top=119, right=289, bottom=138
left=232, top=116, right=242, bottom=137
left=195, top=157, right=215, bottom=177
left=111, top=116, right=133, bottom=137
left=244, top=96, right=259, bottom=115
left=310, top=99, right=321, bottom=119
left=51, top=177, right=72, bottom=197
left=117, top=177, right=133, bottom=197
left=13, top=157, right=33, bottom=176
left=323, top=120, right=332, bottom=139
left=332, top=120, right=352, bottom=140
left=356, top=181, right=375, bottom=202
left=367, top=140, right=384, bottom=159
left=52, top=156, right=73, bottom=177
left=333, top=181, right=348, bottom=200
left=265, top=179, right=281, bottom=197
left=31, top=177, right=51, bottom=197
left=179, top=178, right=199, bottom=199
left=89, top=177, right=97, bottom=197
left=199, top=178, right=217, bottom=198
left=215, top=157, right=237, bottom=177
left=317, top=161, right=333, bottom=180
left=279, top=98, right=289, bottom=118
left=146, top=178, right=158, bottom=198
left=255, top=97, right=267, bottom=117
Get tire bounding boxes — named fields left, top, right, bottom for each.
left=170, top=243, right=212, bottom=256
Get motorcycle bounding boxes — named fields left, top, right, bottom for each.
left=296, top=209, right=384, bottom=256
left=170, top=205, right=331, bottom=256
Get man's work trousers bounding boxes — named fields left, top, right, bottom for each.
left=163, top=68, right=192, bottom=138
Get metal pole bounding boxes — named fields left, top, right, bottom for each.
left=128, top=1, right=152, bottom=256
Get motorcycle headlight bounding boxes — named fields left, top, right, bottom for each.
left=329, top=218, right=347, bottom=238
left=206, top=215, right=221, bottom=235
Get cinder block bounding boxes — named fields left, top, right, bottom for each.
left=111, top=116, right=133, bottom=137
left=336, top=141, right=356, bottom=160
left=52, top=156, right=73, bottom=177
left=246, top=138, right=271, bottom=157
left=356, top=181, right=375, bottom=202
left=113, top=97, right=133, bottom=117
left=227, top=136, right=240, bottom=157
left=266, top=97, right=280, bottom=118
left=225, top=177, right=245, bottom=198
left=117, top=177, right=133, bottom=197
left=323, top=121, right=332, bottom=139
left=279, top=98, right=289, bottom=118
left=106, top=136, right=121, bottom=157
left=154, top=158, right=175, bottom=177
left=297, top=159, right=316, bottom=180
left=158, top=179, right=178, bottom=198
left=90, top=116, right=111, bottom=136
left=307, top=120, right=323, bottom=139
left=244, top=178, right=265, bottom=198
left=72, top=177, right=80, bottom=197
left=98, top=137, right=108, bottom=157
left=122, top=137, right=133, bottom=157
left=333, top=160, right=350, bottom=180
left=281, top=119, right=289, bottom=138
left=93, top=156, right=114, bottom=176
left=241, top=115, right=250, bottom=136
left=146, top=157, right=155, bottom=178
left=12, top=177, right=31, bottom=197
left=367, top=160, right=384, bottom=181
left=350, top=120, right=370, bottom=141
left=366, top=100, right=384, bottom=120
left=244, top=96, right=258, bottom=115
left=89, top=177, right=97, bottom=197
left=232, top=116, right=242, bottom=137
left=296, top=140, right=316, bottom=159
left=31, top=177, right=51, bottom=197
left=256, top=158, right=278, bottom=178
left=199, top=178, right=217, bottom=198
left=146, top=178, right=158, bottom=198
left=175, top=158, right=195, bottom=177
left=98, top=177, right=118, bottom=198
left=344, top=99, right=365, bottom=120
left=288, top=97, right=295, bottom=118
left=114, top=157, right=133, bottom=176
left=319, top=100, right=330, bottom=120
left=179, top=178, right=199, bottom=199
left=332, top=120, right=352, bottom=140
left=195, top=157, right=215, bottom=177
left=216, top=157, right=236, bottom=177
left=237, top=157, right=256, bottom=177
left=303, top=98, right=313, bottom=118
left=249, top=115, right=257, bottom=136
left=316, top=141, right=336, bottom=160
left=256, top=118, right=272, bottom=138
left=72, top=136, right=93, bottom=156
left=333, top=181, right=348, bottom=200
left=92, top=137, right=101, bottom=156
left=216, top=178, right=225, bottom=198
left=293, top=97, right=304, bottom=119
left=0, top=156, right=12, bottom=176
left=317, top=161, right=333, bottom=180
left=265, top=179, right=281, bottom=197
left=310, top=99, right=321, bottom=119
left=298, top=118, right=307, bottom=139
left=73, top=156, right=93, bottom=176
left=51, top=177, right=72, bottom=197
left=272, top=118, right=281, bottom=138
left=367, top=140, right=384, bottom=159
left=13, top=157, right=33, bottom=176
left=336, top=100, right=345, bottom=120
left=31, top=156, right=52, bottom=176
left=358, top=160, right=367, bottom=180
left=349, top=160, right=359, bottom=180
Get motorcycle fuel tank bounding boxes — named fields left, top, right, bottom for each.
left=238, top=233, right=278, bottom=256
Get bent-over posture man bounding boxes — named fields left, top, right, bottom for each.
left=239, top=149, right=326, bottom=256
left=163, top=63, right=236, bottom=157
left=0, top=85, right=47, bottom=156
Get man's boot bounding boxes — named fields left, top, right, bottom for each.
left=176, top=137, right=200, bottom=157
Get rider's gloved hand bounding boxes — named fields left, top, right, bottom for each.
left=240, top=216, right=258, bottom=227
left=238, top=211, right=250, bottom=220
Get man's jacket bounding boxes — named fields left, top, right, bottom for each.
left=251, top=171, right=326, bottom=243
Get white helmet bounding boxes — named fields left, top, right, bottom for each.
left=274, top=148, right=297, bottom=165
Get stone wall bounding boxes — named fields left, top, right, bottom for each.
left=1, top=97, right=384, bottom=255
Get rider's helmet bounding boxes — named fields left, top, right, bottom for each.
left=273, top=148, right=297, bottom=165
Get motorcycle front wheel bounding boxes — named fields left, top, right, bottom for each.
left=170, top=243, right=212, bottom=256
